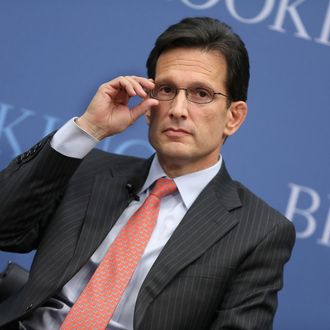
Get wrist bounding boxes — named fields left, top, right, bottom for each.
left=75, top=117, right=107, bottom=141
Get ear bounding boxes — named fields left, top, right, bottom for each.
left=223, top=101, right=248, bottom=137
left=145, top=108, right=151, bottom=126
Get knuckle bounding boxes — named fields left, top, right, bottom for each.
left=99, top=83, right=107, bottom=90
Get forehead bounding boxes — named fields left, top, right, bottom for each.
left=155, top=48, right=227, bottom=88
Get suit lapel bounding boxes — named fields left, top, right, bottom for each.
left=66, top=156, right=153, bottom=279
left=134, top=163, right=242, bottom=328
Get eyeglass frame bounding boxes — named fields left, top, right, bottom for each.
left=149, top=84, right=228, bottom=104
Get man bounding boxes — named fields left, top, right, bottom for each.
left=0, top=17, right=295, bottom=329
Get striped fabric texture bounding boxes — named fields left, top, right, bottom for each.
left=61, top=178, right=177, bottom=330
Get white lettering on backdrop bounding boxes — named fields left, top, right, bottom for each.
left=286, top=183, right=330, bottom=248
left=182, top=0, right=330, bottom=46
left=0, top=102, right=153, bottom=160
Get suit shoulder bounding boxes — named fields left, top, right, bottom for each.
left=73, top=149, right=148, bottom=177
left=234, top=181, right=294, bottom=229
left=86, top=148, right=146, bottom=165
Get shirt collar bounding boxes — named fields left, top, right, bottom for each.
left=140, top=155, right=222, bottom=209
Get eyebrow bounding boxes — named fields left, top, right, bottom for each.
left=155, top=79, right=216, bottom=90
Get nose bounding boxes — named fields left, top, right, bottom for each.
left=168, top=89, right=188, bottom=119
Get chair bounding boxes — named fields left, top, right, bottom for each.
left=0, top=262, right=29, bottom=303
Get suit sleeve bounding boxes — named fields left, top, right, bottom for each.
left=210, top=219, right=295, bottom=330
left=0, top=137, right=81, bottom=253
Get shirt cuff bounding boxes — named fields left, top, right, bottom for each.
left=50, top=118, right=99, bottom=159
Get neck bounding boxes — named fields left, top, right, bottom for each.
left=157, top=155, right=219, bottom=178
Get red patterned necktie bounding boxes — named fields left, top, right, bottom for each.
left=61, top=177, right=177, bottom=330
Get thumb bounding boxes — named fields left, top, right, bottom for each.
left=130, top=98, right=159, bottom=124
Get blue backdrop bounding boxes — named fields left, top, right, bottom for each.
left=1, top=1, right=329, bottom=328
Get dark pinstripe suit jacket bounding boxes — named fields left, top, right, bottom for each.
left=0, top=137, right=295, bottom=329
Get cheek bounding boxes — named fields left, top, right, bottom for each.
left=148, top=110, right=166, bottom=137
left=150, top=105, right=172, bottom=131
left=150, top=104, right=167, bottom=120
left=148, top=108, right=161, bottom=126
left=195, top=112, right=227, bottom=143
left=198, top=111, right=224, bottom=131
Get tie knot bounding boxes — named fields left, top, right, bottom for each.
left=151, top=177, right=177, bottom=199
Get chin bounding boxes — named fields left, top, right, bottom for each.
left=155, top=144, right=194, bottom=162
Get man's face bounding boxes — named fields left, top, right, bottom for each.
left=146, top=47, right=246, bottom=176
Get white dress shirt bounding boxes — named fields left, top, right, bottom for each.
left=21, top=119, right=222, bottom=330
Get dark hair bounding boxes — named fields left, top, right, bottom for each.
left=146, top=17, right=250, bottom=103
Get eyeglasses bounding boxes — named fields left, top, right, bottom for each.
left=149, top=84, right=228, bottom=104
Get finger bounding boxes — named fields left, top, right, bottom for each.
left=125, top=76, right=155, bottom=98
left=124, top=76, right=147, bottom=97
left=129, top=98, right=159, bottom=124
left=116, top=76, right=139, bottom=97
left=130, top=75, right=155, bottom=88
left=99, top=76, right=155, bottom=102
left=101, top=76, right=137, bottom=98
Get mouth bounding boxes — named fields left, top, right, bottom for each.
left=163, top=127, right=191, bottom=138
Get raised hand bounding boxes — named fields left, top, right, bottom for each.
left=76, top=76, right=159, bottom=140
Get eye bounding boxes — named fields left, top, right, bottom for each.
left=158, top=85, right=174, bottom=95
left=194, top=88, right=212, bottom=99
